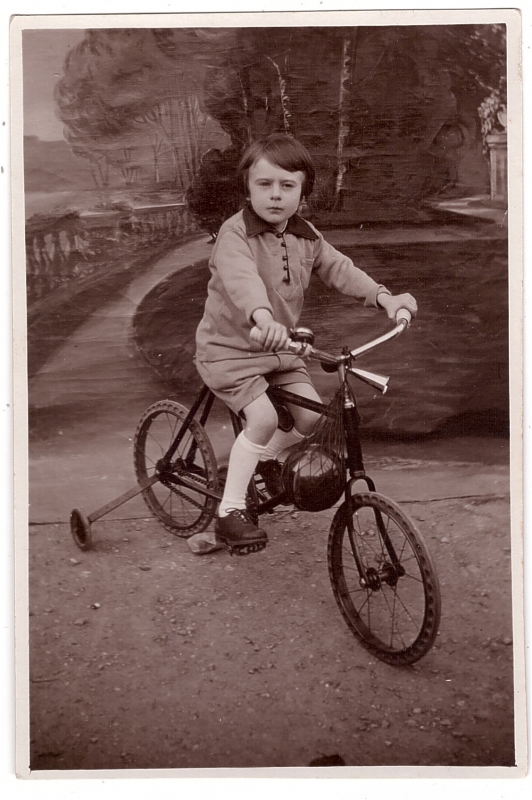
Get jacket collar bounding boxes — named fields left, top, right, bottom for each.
left=243, top=203, right=318, bottom=240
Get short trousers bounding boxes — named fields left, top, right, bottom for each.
left=195, top=352, right=313, bottom=415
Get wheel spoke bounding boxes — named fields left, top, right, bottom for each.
left=387, top=583, right=423, bottom=629
left=147, top=427, right=168, bottom=458
left=399, top=570, right=424, bottom=584
left=378, top=585, right=407, bottom=649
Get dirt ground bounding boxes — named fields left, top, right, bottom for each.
left=28, top=448, right=514, bottom=772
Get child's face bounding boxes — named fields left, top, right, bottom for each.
left=247, top=157, right=305, bottom=230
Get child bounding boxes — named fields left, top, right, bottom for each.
left=195, top=134, right=417, bottom=551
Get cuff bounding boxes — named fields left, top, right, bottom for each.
left=365, top=285, right=391, bottom=308
left=249, top=305, right=274, bottom=324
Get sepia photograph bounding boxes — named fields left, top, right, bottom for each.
left=11, top=7, right=524, bottom=778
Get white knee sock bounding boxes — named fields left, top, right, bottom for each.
left=219, top=431, right=266, bottom=517
left=261, top=427, right=306, bottom=463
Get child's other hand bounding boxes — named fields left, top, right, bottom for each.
left=378, top=292, right=418, bottom=322
left=250, top=317, right=290, bottom=351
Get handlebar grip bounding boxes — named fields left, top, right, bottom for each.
left=250, top=326, right=305, bottom=356
left=396, top=308, right=412, bottom=326
left=250, top=326, right=312, bottom=354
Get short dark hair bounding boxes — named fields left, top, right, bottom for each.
left=238, top=134, right=315, bottom=197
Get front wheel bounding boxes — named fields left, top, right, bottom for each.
left=328, top=492, right=441, bottom=666
left=134, top=400, right=219, bottom=537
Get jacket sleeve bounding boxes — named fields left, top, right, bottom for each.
left=212, top=229, right=274, bottom=322
left=312, top=232, right=390, bottom=307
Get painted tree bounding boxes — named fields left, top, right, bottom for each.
left=69, top=141, right=110, bottom=189
left=54, top=28, right=228, bottom=190
left=333, top=29, right=358, bottom=208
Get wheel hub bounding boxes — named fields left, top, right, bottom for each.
left=156, top=457, right=175, bottom=485
left=380, top=561, right=402, bottom=587
left=361, top=566, right=381, bottom=591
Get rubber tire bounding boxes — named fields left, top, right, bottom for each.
left=70, top=508, right=92, bottom=551
left=328, top=492, right=441, bottom=666
left=134, top=400, right=219, bottom=537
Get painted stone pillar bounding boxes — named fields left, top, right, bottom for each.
left=486, top=131, right=507, bottom=203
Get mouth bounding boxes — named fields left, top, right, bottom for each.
left=268, top=207, right=283, bottom=212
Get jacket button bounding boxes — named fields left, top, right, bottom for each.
left=276, top=233, right=283, bottom=238
left=282, top=255, right=288, bottom=261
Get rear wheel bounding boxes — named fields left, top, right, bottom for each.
left=134, top=400, right=219, bottom=537
left=328, top=492, right=441, bottom=666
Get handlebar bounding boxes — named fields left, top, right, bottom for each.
left=349, top=308, right=411, bottom=360
left=250, top=310, right=412, bottom=395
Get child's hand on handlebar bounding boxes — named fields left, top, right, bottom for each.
left=250, top=310, right=290, bottom=352
left=377, top=292, right=418, bottom=323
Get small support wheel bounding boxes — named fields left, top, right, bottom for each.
left=70, top=508, right=92, bottom=551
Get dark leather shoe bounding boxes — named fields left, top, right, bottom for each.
left=214, top=509, right=268, bottom=547
left=256, top=459, right=284, bottom=497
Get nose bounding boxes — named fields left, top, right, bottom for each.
left=270, top=183, right=281, bottom=199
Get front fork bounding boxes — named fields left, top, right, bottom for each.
left=340, top=373, right=401, bottom=587
left=341, top=376, right=373, bottom=585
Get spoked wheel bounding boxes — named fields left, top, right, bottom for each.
left=134, top=400, right=219, bottom=537
left=328, top=492, right=441, bottom=666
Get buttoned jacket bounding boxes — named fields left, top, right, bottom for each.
left=195, top=205, right=390, bottom=363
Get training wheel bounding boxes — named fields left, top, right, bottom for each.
left=70, top=508, right=92, bottom=551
